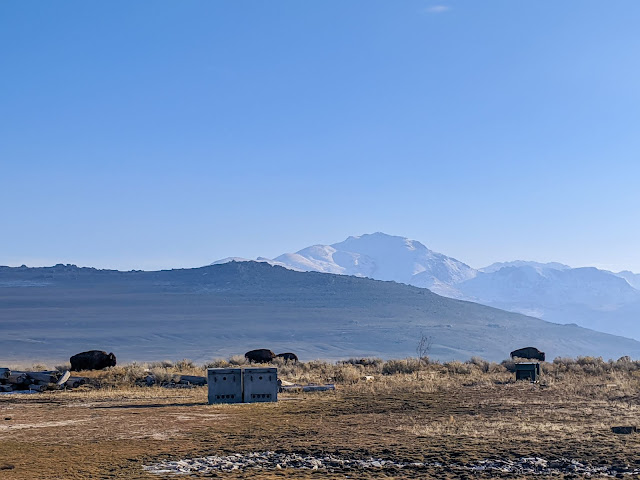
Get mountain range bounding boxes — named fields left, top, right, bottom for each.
left=214, top=233, right=640, bottom=340
left=2, top=261, right=640, bottom=365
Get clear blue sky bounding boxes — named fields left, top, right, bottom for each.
left=2, top=1, right=639, bottom=272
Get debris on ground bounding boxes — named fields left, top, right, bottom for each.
left=144, top=452, right=640, bottom=477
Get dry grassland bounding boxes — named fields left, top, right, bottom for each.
left=2, top=358, right=640, bottom=479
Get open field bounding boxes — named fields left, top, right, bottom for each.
left=2, top=358, right=640, bottom=479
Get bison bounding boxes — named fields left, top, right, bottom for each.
left=510, top=346, right=545, bottom=362
left=70, top=350, right=117, bottom=371
left=245, top=349, right=276, bottom=364
left=276, top=352, right=298, bottom=363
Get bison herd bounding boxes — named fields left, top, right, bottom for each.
left=244, top=349, right=298, bottom=364
left=66, top=348, right=299, bottom=372
left=66, top=346, right=542, bottom=372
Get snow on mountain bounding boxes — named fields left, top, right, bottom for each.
left=459, top=266, right=640, bottom=312
left=211, top=232, right=640, bottom=339
left=271, top=233, right=476, bottom=294
left=456, top=265, right=640, bottom=338
left=480, top=261, right=571, bottom=274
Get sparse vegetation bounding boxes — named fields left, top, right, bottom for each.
left=13, top=354, right=640, bottom=392
left=4, top=355, right=640, bottom=478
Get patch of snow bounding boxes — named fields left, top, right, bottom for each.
left=269, top=232, right=476, bottom=289
left=480, top=261, right=571, bottom=274
left=207, top=232, right=640, bottom=340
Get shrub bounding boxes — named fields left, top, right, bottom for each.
left=340, top=357, right=384, bottom=368
left=487, top=362, right=507, bottom=374
left=204, top=358, right=230, bottom=369
left=501, top=359, right=516, bottom=373
left=467, top=356, right=490, bottom=373
left=382, top=358, right=422, bottom=375
left=229, top=355, right=247, bottom=366
left=175, top=359, right=196, bottom=370
left=333, top=364, right=363, bottom=384
left=444, top=361, right=472, bottom=375
left=148, top=366, right=179, bottom=385
left=55, top=363, right=71, bottom=372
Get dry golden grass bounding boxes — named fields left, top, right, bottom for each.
left=2, top=357, right=640, bottom=479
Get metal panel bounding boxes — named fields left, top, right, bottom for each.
left=243, top=367, right=278, bottom=403
left=514, top=362, right=540, bottom=382
left=207, top=368, right=242, bottom=404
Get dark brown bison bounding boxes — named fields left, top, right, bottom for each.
left=70, top=350, right=117, bottom=371
left=276, top=352, right=298, bottom=363
left=510, top=347, right=545, bottom=362
left=245, top=349, right=275, bottom=364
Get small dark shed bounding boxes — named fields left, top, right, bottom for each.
left=515, top=362, right=541, bottom=382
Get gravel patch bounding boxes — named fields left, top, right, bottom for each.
left=466, top=457, right=640, bottom=476
left=144, top=452, right=640, bottom=476
left=144, top=452, right=405, bottom=474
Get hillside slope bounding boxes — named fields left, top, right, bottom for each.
left=218, top=233, right=640, bottom=339
left=1, top=262, right=640, bottom=364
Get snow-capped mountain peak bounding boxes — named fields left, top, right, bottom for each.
left=209, top=233, right=640, bottom=339
left=212, top=232, right=476, bottom=295
left=268, top=232, right=476, bottom=293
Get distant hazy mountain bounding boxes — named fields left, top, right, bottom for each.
left=480, top=261, right=571, bottom=273
left=616, top=271, right=640, bottom=290
left=212, top=233, right=640, bottom=339
left=456, top=265, right=640, bottom=337
left=2, top=262, right=640, bottom=365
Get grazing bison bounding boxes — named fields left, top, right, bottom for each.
left=510, top=347, right=545, bottom=362
left=276, top=352, right=298, bottom=363
left=70, top=350, right=117, bottom=371
left=245, top=349, right=276, bottom=364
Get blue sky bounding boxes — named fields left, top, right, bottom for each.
left=2, top=1, right=639, bottom=272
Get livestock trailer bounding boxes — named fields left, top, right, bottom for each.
left=515, top=362, right=541, bottom=382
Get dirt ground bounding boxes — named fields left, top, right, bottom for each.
left=1, top=373, right=640, bottom=479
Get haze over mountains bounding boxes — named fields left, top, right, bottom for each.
left=3, top=232, right=639, bottom=365
left=2, top=261, right=640, bottom=365
left=214, top=233, right=640, bottom=340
